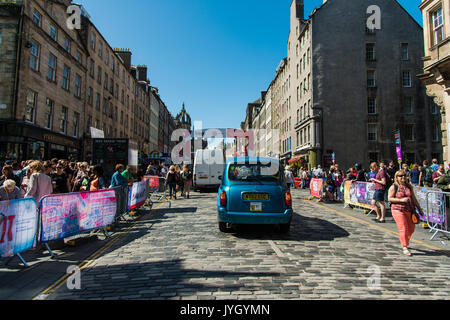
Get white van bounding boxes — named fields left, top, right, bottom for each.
left=193, top=149, right=225, bottom=191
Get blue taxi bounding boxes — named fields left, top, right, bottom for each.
left=217, top=157, right=293, bottom=233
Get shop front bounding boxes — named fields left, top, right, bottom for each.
left=0, top=121, right=81, bottom=161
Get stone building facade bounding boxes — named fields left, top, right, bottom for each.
left=248, top=0, right=442, bottom=170
left=418, top=0, right=450, bottom=163
left=0, top=0, right=175, bottom=162
left=0, top=0, right=86, bottom=160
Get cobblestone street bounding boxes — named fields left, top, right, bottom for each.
left=21, top=189, right=450, bottom=300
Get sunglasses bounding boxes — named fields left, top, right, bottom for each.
left=398, top=175, right=406, bottom=178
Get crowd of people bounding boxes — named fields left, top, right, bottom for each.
left=285, top=158, right=450, bottom=256
left=0, top=159, right=194, bottom=207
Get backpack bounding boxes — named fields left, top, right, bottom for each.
left=424, top=167, right=434, bottom=183
left=326, top=173, right=335, bottom=186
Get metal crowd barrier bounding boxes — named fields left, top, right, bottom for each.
left=145, top=176, right=171, bottom=208
left=112, top=186, right=130, bottom=223
left=424, top=189, right=450, bottom=241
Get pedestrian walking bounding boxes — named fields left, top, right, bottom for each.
left=409, top=164, right=420, bottom=186
left=369, top=162, right=387, bottom=223
left=388, top=170, right=424, bottom=256
left=175, top=165, right=183, bottom=196
left=285, top=166, right=295, bottom=189
left=25, top=161, right=53, bottom=207
left=166, top=165, right=178, bottom=200
left=419, top=160, right=434, bottom=188
left=326, top=166, right=337, bottom=202
left=181, top=164, right=193, bottom=199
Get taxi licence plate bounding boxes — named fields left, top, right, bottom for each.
left=243, top=194, right=269, bottom=201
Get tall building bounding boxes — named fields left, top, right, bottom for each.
left=0, top=0, right=87, bottom=160
left=0, top=0, right=162, bottom=162
left=252, top=0, right=442, bottom=170
left=418, top=0, right=450, bottom=163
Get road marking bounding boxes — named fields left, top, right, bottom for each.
left=305, top=199, right=450, bottom=256
left=268, top=240, right=285, bottom=258
left=33, top=201, right=170, bottom=300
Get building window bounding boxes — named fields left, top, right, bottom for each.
left=62, top=65, right=70, bottom=90
left=402, top=71, right=412, bottom=87
left=73, top=112, right=80, bottom=137
left=91, top=33, right=96, bottom=51
left=64, top=38, right=71, bottom=53
left=104, top=73, right=108, bottom=90
left=50, top=25, right=57, bottom=41
left=32, top=10, right=42, bottom=27
left=105, top=50, right=109, bottom=65
left=405, top=124, right=415, bottom=141
left=45, top=98, right=54, bottom=129
left=88, top=87, right=93, bottom=105
left=89, top=59, right=94, bottom=77
left=29, top=40, right=40, bottom=71
left=368, top=97, right=377, bottom=114
left=433, top=124, right=441, bottom=142
left=74, top=74, right=81, bottom=97
left=96, top=93, right=100, bottom=110
left=26, top=90, right=37, bottom=123
left=48, top=53, right=56, bottom=81
left=367, top=70, right=376, bottom=87
left=110, top=78, right=114, bottom=94
left=60, top=106, right=68, bottom=134
left=98, top=42, right=103, bottom=57
left=404, top=97, right=413, bottom=114
left=76, top=51, right=82, bottom=64
left=431, top=7, right=444, bottom=46
left=97, top=66, right=102, bottom=84
left=368, top=124, right=377, bottom=141
left=401, top=43, right=409, bottom=60
left=103, top=98, right=107, bottom=114
left=366, top=43, right=376, bottom=61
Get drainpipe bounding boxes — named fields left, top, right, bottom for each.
left=12, top=4, right=25, bottom=122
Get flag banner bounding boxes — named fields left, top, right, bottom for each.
left=344, top=181, right=375, bottom=210
left=310, top=179, right=323, bottom=199
left=412, top=186, right=446, bottom=224
left=40, top=190, right=117, bottom=242
left=143, top=175, right=160, bottom=188
left=0, top=198, right=38, bottom=258
left=128, top=180, right=148, bottom=210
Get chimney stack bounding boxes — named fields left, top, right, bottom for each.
left=136, top=65, right=148, bottom=82
left=114, top=48, right=132, bottom=71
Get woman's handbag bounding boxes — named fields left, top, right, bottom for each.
left=411, top=208, right=421, bottom=225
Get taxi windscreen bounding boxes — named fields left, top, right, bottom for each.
left=228, top=162, right=282, bottom=182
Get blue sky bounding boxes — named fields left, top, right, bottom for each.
left=76, top=0, right=423, bottom=129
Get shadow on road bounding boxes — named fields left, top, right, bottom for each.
left=50, top=258, right=281, bottom=299
left=230, top=213, right=350, bottom=242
